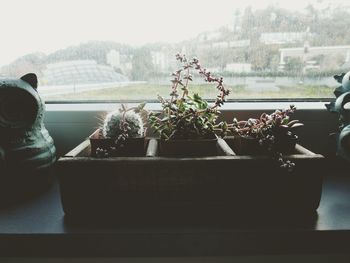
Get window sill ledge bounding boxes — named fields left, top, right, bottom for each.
left=45, top=101, right=330, bottom=112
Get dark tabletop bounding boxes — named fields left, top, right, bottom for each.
left=0, top=176, right=349, bottom=257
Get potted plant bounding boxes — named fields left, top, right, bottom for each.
left=148, top=53, right=230, bottom=157
left=90, top=103, right=147, bottom=157
left=227, top=105, right=304, bottom=171
left=57, top=56, right=324, bottom=221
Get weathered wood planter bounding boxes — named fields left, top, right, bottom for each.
left=57, top=137, right=324, bottom=223
left=89, top=129, right=146, bottom=157
left=158, top=137, right=218, bottom=157
left=227, top=135, right=297, bottom=155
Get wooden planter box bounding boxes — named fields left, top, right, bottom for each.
left=57, top=137, right=324, bottom=223
left=89, top=129, right=146, bottom=157
left=158, top=137, right=218, bottom=157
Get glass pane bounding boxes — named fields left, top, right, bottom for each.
left=0, top=0, right=349, bottom=101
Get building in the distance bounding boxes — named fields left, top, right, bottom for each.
left=225, top=63, right=252, bottom=73
left=106, top=50, right=121, bottom=69
left=212, top=40, right=251, bottom=49
left=279, top=45, right=350, bottom=71
left=42, top=60, right=128, bottom=85
left=260, top=32, right=307, bottom=45
left=151, top=51, right=169, bottom=72
left=228, top=40, right=250, bottom=48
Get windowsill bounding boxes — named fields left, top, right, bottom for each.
left=0, top=176, right=349, bottom=257
left=45, top=101, right=330, bottom=112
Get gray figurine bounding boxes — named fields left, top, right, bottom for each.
left=326, top=71, right=350, bottom=160
left=0, top=73, right=56, bottom=204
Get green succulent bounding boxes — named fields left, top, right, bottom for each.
left=102, top=109, right=144, bottom=139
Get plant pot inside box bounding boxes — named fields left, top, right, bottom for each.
left=89, top=129, right=146, bottom=157
left=158, top=136, right=218, bottom=157
left=225, top=135, right=297, bottom=155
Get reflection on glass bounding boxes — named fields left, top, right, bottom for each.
left=0, top=0, right=349, bottom=101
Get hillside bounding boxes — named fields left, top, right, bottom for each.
left=1, top=4, right=350, bottom=80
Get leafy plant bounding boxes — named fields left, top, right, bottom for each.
left=149, top=53, right=230, bottom=140
left=229, top=105, right=304, bottom=171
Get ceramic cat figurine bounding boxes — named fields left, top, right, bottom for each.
left=326, top=71, right=350, bottom=160
left=0, top=73, right=56, bottom=203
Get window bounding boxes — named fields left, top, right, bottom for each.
left=0, top=0, right=349, bottom=102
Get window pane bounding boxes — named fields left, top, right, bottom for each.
left=0, top=0, right=349, bottom=101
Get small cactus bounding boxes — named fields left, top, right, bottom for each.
left=102, top=110, right=144, bottom=139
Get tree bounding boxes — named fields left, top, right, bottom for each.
left=284, top=57, right=304, bottom=73
left=131, top=48, right=154, bottom=81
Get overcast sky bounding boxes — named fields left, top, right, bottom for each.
left=0, top=0, right=346, bottom=66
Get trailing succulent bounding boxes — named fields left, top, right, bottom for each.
left=229, top=105, right=304, bottom=171
left=149, top=53, right=230, bottom=140
left=96, top=103, right=146, bottom=157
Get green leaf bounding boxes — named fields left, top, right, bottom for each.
left=282, top=117, right=290, bottom=125
left=290, top=123, right=304, bottom=129
left=287, top=120, right=300, bottom=127
left=193, top=93, right=202, bottom=102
